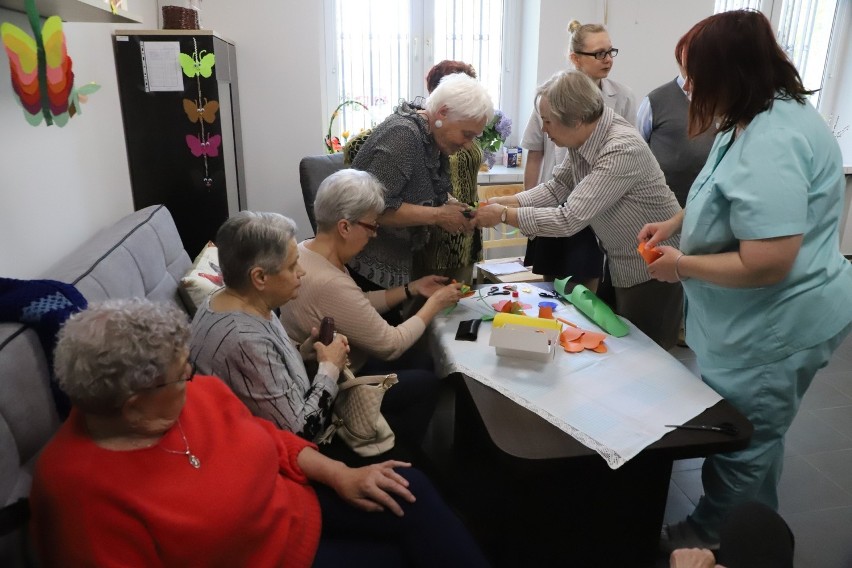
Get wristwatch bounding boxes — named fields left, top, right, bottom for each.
left=500, top=206, right=508, bottom=223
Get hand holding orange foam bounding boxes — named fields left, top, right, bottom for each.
left=637, top=241, right=663, bottom=264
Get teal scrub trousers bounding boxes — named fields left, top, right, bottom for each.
left=689, top=321, right=852, bottom=541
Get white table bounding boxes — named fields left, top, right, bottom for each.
left=431, top=284, right=723, bottom=469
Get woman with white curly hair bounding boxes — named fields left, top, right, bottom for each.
left=349, top=72, right=494, bottom=290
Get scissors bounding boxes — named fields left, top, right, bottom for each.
left=486, top=285, right=512, bottom=297
left=539, top=290, right=568, bottom=305
left=664, top=422, right=740, bottom=436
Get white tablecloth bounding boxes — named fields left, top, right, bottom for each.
left=430, top=285, right=722, bottom=469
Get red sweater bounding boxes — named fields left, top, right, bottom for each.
left=30, top=376, right=321, bottom=568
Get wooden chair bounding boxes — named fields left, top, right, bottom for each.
left=476, top=184, right=543, bottom=283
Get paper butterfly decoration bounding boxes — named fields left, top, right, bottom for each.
left=182, top=98, right=219, bottom=124
left=0, top=0, right=100, bottom=127
left=179, top=50, right=215, bottom=78
left=186, top=134, right=222, bottom=157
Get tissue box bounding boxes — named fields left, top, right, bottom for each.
left=489, top=313, right=561, bottom=362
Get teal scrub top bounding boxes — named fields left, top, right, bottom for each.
left=680, top=97, right=852, bottom=369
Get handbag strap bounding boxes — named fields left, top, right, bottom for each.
left=339, top=368, right=398, bottom=390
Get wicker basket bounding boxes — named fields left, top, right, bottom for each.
left=162, top=6, right=199, bottom=30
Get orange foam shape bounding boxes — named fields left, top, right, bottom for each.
left=560, top=328, right=583, bottom=342
left=637, top=242, right=663, bottom=265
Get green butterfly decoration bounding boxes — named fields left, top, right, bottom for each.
left=179, top=49, right=215, bottom=79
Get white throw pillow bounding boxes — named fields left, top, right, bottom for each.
left=179, top=242, right=223, bottom=315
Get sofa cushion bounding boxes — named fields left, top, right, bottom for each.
left=0, top=326, right=57, bottom=507
left=43, top=205, right=192, bottom=310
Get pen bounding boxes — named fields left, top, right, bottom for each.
left=664, top=423, right=739, bottom=436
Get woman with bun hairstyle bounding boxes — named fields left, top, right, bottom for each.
left=521, top=20, right=638, bottom=291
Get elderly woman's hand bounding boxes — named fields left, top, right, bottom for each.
left=298, top=327, right=321, bottom=361
left=313, top=332, right=349, bottom=370
left=425, top=282, right=463, bottom=311
left=434, top=202, right=475, bottom=235
left=473, top=203, right=507, bottom=229
left=331, top=460, right=415, bottom=516
left=410, top=275, right=450, bottom=297
left=669, top=548, right=722, bottom=568
left=487, top=195, right=518, bottom=207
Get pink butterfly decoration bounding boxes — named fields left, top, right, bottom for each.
left=186, top=133, right=222, bottom=157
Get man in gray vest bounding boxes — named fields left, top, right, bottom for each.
left=636, top=38, right=716, bottom=207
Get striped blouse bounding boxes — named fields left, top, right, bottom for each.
left=516, top=107, right=681, bottom=287
left=189, top=297, right=339, bottom=441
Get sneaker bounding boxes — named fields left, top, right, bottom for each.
left=660, top=519, right=720, bottom=554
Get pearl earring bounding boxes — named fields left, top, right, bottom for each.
left=434, top=119, right=443, bottom=128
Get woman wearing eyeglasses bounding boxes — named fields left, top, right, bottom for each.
left=521, top=20, right=638, bottom=291
left=189, top=206, right=457, bottom=460
left=30, top=298, right=489, bottom=567
left=280, top=169, right=462, bottom=375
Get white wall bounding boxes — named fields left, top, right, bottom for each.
left=0, top=6, right=158, bottom=278
left=529, top=0, right=714, bottom=101
left=184, top=0, right=324, bottom=238
left=0, top=0, right=324, bottom=279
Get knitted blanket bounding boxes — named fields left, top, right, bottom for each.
left=0, top=277, right=88, bottom=419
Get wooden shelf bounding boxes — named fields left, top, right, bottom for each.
left=0, top=0, right=143, bottom=23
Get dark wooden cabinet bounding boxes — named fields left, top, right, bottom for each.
left=113, top=30, right=246, bottom=255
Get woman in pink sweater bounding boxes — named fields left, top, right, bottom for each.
left=280, top=168, right=462, bottom=374
left=30, top=298, right=489, bottom=567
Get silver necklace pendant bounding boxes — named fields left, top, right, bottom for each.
left=160, top=420, right=201, bottom=469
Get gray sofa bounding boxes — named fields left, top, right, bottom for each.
left=0, top=205, right=191, bottom=566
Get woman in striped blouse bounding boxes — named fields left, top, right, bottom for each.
left=475, top=70, right=682, bottom=349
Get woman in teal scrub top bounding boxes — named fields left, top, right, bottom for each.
left=639, top=10, right=852, bottom=553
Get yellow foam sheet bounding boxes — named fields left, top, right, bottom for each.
left=492, top=313, right=561, bottom=332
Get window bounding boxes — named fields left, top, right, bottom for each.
left=432, top=0, right=504, bottom=111
left=714, top=0, right=846, bottom=109
left=714, top=0, right=762, bottom=11
left=323, top=0, right=512, bottom=144
left=775, top=0, right=840, bottom=107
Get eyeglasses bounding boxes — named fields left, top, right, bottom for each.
left=575, top=48, right=619, bottom=60
left=143, top=360, right=197, bottom=390
left=355, top=220, right=380, bottom=234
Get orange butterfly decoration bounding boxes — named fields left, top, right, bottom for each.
left=182, top=97, right=219, bottom=124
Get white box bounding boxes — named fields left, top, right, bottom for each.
left=489, top=314, right=561, bottom=362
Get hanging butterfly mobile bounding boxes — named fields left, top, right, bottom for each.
left=1, top=0, right=100, bottom=127
left=181, top=38, right=218, bottom=188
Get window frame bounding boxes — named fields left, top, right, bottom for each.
left=321, top=0, right=522, bottom=146
left=716, top=0, right=849, bottom=112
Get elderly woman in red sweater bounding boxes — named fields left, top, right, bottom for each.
left=29, top=298, right=488, bottom=568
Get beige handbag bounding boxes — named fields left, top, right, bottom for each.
left=318, top=368, right=398, bottom=457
